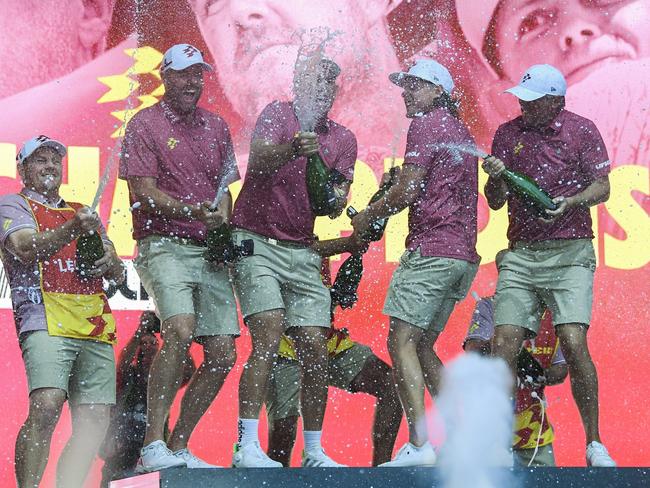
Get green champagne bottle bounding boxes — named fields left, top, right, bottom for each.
left=205, top=223, right=237, bottom=263
left=346, top=166, right=398, bottom=241
left=501, top=169, right=557, bottom=212
left=76, top=231, right=104, bottom=277
left=306, top=152, right=337, bottom=216
left=516, top=346, right=546, bottom=385
left=330, top=253, right=363, bottom=309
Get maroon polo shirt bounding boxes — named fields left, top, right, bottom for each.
left=119, top=100, right=240, bottom=241
left=403, top=107, right=480, bottom=263
left=491, top=110, right=611, bottom=243
left=231, top=101, right=357, bottom=245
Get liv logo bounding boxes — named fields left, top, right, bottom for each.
left=514, top=141, right=524, bottom=155
left=167, top=137, right=179, bottom=149
left=522, top=73, right=532, bottom=83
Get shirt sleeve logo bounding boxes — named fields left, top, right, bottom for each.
left=2, top=218, right=11, bottom=231
left=167, top=137, right=179, bottom=149
left=514, top=141, right=524, bottom=155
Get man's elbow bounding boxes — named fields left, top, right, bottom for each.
left=13, top=245, right=37, bottom=264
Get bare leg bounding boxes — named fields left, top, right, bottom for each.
left=15, top=388, right=66, bottom=488
left=238, top=309, right=285, bottom=419
left=143, top=314, right=196, bottom=446
left=491, top=324, right=529, bottom=399
left=57, top=403, right=111, bottom=488
left=388, top=317, right=427, bottom=446
left=291, top=326, right=330, bottom=431
left=556, top=323, right=601, bottom=444
left=267, top=416, right=299, bottom=467
left=168, top=335, right=237, bottom=451
left=416, top=329, right=443, bottom=398
left=349, top=355, right=403, bottom=465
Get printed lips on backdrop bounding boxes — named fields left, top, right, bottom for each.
left=0, top=1, right=648, bottom=485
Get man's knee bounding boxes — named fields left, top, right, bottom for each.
left=26, top=389, right=66, bottom=433
left=162, top=315, right=197, bottom=345
left=388, top=318, right=423, bottom=357
left=492, top=325, right=527, bottom=358
left=556, top=323, right=591, bottom=365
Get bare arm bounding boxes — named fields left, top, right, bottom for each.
left=544, top=362, right=568, bottom=386
left=311, top=234, right=368, bottom=257
left=482, top=156, right=509, bottom=210
left=248, top=131, right=320, bottom=176
left=543, top=176, right=610, bottom=220
left=5, top=207, right=99, bottom=264
left=351, top=164, right=427, bottom=236
left=127, top=177, right=223, bottom=229
left=464, top=338, right=491, bottom=356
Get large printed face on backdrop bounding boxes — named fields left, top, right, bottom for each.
left=189, top=0, right=400, bottom=127
left=488, top=0, right=650, bottom=85
left=0, top=0, right=114, bottom=100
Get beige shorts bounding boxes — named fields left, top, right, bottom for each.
left=20, top=330, right=116, bottom=405
left=265, top=344, right=373, bottom=422
left=514, top=443, right=556, bottom=467
left=494, top=239, right=596, bottom=334
left=232, top=229, right=330, bottom=328
left=134, top=235, right=240, bottom=338
left=383, top=250, right=479, bottom=331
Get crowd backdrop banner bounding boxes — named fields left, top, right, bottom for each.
left=0, top=0, right=648, bottom=484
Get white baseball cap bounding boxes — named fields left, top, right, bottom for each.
left=505, top=64, right=567, bottom=101
left=389, top=59, right=455, bottom=94
left=17, top=135, right=66, bottom=164
left=161, top=43, right=212, bottom=73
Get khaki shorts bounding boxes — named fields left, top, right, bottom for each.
left=494, top=239, right=596, bottom=334
left=514, top=443, right=556, bottom=467
left=134, top=235, right=240, bottom=338
left=265, top=344, right=373, bottom=422
left=20, top=330, right=116, bottom=405
left=383, top=250, right=479, bottom=331
left=232, top=229, right=330, bottom=328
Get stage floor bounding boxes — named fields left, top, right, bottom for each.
left=111, top=467, right=649, bottom=488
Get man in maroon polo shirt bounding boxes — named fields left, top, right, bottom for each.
left=230, top=58, right=357, bottom=468
left=482, top=64, right=616, bottom=467
left=351, top=59, right=480, bottom=467
left=119, top=43, right=241, bottom=471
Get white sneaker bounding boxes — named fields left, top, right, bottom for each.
left=135, top=440, right=186, bottom=473
left=302, top=448, right=347, bottom=467
left=173, top=448, right=220, bottom=468
left=232, top=441, right=283, bottom=468
left=380, top=442, right=437, bottom=467
left=586, top=441, right=617, bottom=467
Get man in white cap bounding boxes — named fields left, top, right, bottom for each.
left=352, top=59, right=480, bottom=466
left=482, top=64, right=616, bottom=467
left=0, top=136, right=124, bottom=487
left=119, top=43, right=241, bottom=471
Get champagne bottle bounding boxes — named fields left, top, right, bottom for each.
left=501, top=169, right=557, bottom=212
left=346, top=166, right=398, bottom=241
left=516, top=346, right=545, bottom=385
left=205, top=223, right=237, bottom=263
left=330, top=253, right=363, bottom=309
left=76, top=231, right=104, bottom=277
left=306, top=152, right=337, bottom=216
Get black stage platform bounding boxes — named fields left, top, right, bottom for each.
left=112, top=467, right=649, bottom=488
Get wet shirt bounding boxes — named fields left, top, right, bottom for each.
left=465, top=297, right=566, bottom=449
left=491, top=110, right=610, bottom=243
left=0, top=189, right=109, bottom=336
left=119, top=101, right=240, bottom=241
left=403, top=107, right=479, bottom=263
left=231, top=101, right=357, bottom=245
